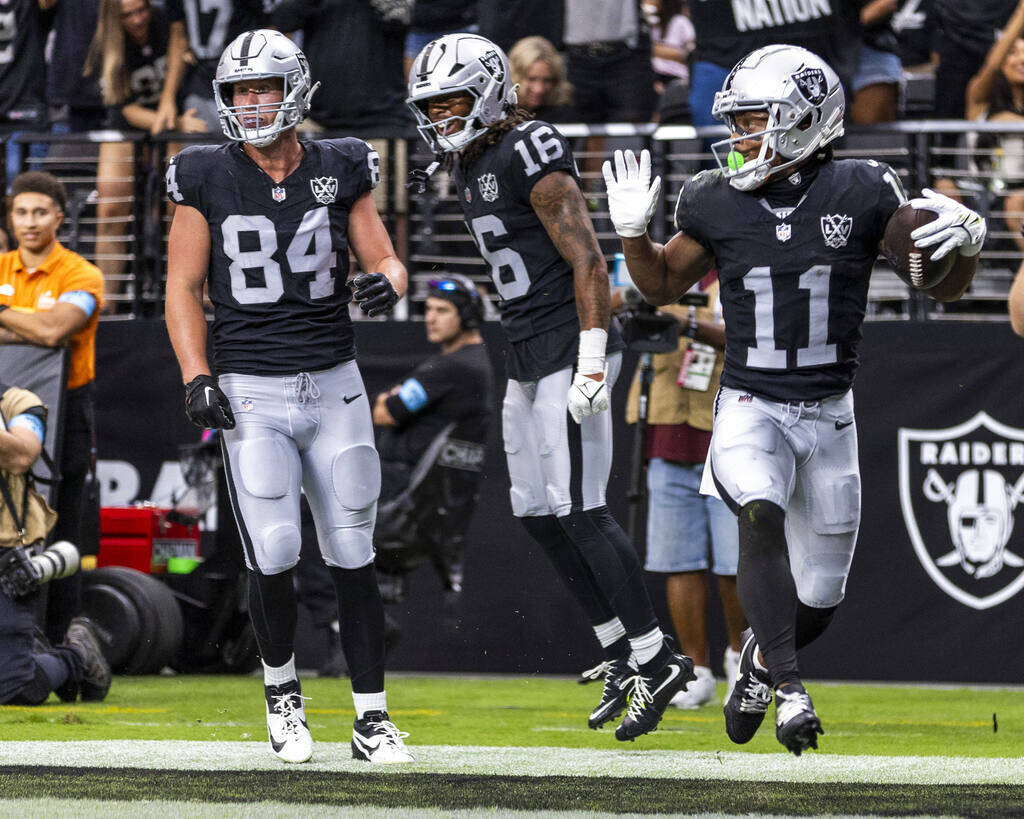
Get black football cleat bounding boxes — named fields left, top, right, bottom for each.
left=64, top=618, right=112, bottom=702
left=614, top=650, right=696, bottom=741
left=723, top=628, right=773, bottom=744
left=775, top=683, right=824, bottom=756
left=584, top=657, right=634, bottom=730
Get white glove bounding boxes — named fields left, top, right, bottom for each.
left=567, top=372, right=609, bottom=425
left=909, top=188, right=987, bottom=261
left=601, top=149, right=662, bottom=238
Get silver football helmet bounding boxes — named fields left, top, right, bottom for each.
left=406, top=33, right=518, bottom=154
left=711, top=45, right=845, bottom=191
left=214, top=30, right=319, bottom=148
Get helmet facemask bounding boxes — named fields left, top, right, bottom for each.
left=410, top=87, right=491, bottom=154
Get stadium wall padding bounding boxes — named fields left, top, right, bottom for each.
left=95, top=320, right=1024, bottom=682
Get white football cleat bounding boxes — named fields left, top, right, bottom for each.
left=265, top=681, right=313, bottom=763
left=670, top=665, right=716, bottom=709
left=352, top=710, right=415, bottom=763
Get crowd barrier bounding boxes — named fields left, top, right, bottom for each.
left=7, top=120, right=1024, bottom=322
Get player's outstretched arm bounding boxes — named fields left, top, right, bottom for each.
left=165, top=203, right=213, bottom=382
left=603, top=149, right=713, bottom=305
left=349, top=193, right=407, bottom=316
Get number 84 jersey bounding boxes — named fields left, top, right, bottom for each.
left=675, top=159, right=905, bottom=402
left=454, top=119, right=579, bottom=343
left=166, top=138, right=379, bottom=376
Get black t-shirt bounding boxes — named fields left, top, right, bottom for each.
left=378, top=342, right=494, bottom=468
left=674, top=159, right=905, bottom=401
left=934, top=0, right=1017, bottom=55
left=166, top=138, right=380, bottom=375
left=0, top=0, right=49, bottom=120
left=180, top=0, right=266, bottom=102
left=46, top=0, right=103, bottom=110
left=122, top=7, right=173, bottom=109
left=689, top=1, right=858, bottom=88
left=476, top=0, right=564, bottom=52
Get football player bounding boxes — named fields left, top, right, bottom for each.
left=407, top=34, right=695, bottom=741
left=603, top=45, right=987, bottom=755
left=164, top=30, right=413, bottom=764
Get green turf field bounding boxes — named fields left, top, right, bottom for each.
left=2, top=674, right=1023, bottom=816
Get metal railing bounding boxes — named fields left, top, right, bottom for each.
left=9, top=120, right=1024, bottom=322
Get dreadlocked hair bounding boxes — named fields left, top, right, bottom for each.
left=444, top=106, right=536, bottom=173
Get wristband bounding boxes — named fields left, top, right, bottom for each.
left=683, top=307, right=698, bottom=340
left=577, top=328, right=607, bottom=375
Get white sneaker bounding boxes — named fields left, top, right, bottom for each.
left=669, top=665, right=716, bottom=709
left=723, top=646, right=741, bottom=704
left=352, top=710, right=415, bottom=763
left=265, top=681, right=313, bottom=763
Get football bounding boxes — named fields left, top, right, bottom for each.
left=882, top=203, right=956, bottom=290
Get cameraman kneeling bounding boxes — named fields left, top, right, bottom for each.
left=0, top=383, right=110, bottom=705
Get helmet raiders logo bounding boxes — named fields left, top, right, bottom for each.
left=792, top=67, right=827, bottom=106
left=820, top=214, right=852, bottom=248
left=898, top=412, right=1024, bottom=609
left=480, top=50, right=505, bottom=83
left=478, top=173, right=499, bottom=202
left=310, top=176, right=338, bottom=205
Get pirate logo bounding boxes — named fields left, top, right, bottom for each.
left=478, top=173, right=499, bottom=203
left=310, top=176, right=338, bottom=205
left=820, top=214, right=852, bottom=249
left=898, top=411, right=1024, bottom=609
left=792, top=67, right=827, bottom=106
left=480, top=50, right=505, bottom=83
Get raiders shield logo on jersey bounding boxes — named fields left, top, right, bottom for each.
left=792, top=67, right=827, bottom=106
left=820, top=214, right=852, bottom=248
left=311, top=176, right=338, bottom=205
left=478, top=173, right=499, bottom=202
left=898, top=411, right=1024, bottom=610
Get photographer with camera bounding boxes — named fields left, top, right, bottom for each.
left=619, top=272, right=747, bottom=709
left=0, top=382, right=109, bottom=705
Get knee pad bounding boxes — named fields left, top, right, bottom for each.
left=257, top=522, right=302, bottom=572
left=795, top=548, right=854, bottom=608
left=510, top=486, right=545, bottom=517
left=332, top=444, right=381, bottom=511
left=532, top=399, right=565, bottom=458
left=323, top=523, right=375, bottom=570
left=236, top=438, right=291, bottom=498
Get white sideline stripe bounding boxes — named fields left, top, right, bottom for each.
left=2, top=742, right=1022, bottom=784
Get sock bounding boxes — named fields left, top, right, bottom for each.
left=263, top=655, right=297, bottom=687
left=593, top=618, right=626, bottom=650
left=353, top=691, right=387, bottom=720
left=630, top=625, right=665, bottom=669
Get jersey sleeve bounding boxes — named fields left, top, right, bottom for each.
left=384, top=355, right=459, bottom=426
left=321, top=138, right=380, bottom=204
left=504, top=119, right=580, bottom=201
left=870, top=160, right=908, bottom=240
left=165, top=146, right=207, bottom=210
left=673, top=171, right=713, bottom=248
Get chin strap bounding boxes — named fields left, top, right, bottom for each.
left=407, top=157, right=442, bottom=193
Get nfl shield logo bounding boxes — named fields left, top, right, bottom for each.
left=310, top=176, right=338, bottom=205
left=464, top=187, right=472, bottom=203
left=776, top=223, right=792, bottom=242
left=820, top=214, right=852, bottom=248
left=272, top=186, right=286, bottom=202
left=792, top=67, right=827, bottom=106
left=898, top=411, right=1024, bottom=610
left=478, top=173, right=499, bottom=203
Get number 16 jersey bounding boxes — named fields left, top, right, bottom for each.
left=675, top=159, right=905, bottom=402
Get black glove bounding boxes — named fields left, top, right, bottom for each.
left=351, top=272, right=398, bottom=317
left=184, top=374, right=236, bottom=430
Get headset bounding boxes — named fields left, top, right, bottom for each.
left=427, top=274, right=485, bottom=330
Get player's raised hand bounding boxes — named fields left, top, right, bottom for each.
left=601, top=149, right=662, bottom=239
left=909, top=188, right=986, bottom=261
left=351, top=272, right=399, bottom=317
left=567, top=372, right=610, bottom=424
left=184, top=374, right=236, bottom=430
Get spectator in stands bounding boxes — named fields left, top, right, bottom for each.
left=47, top=0, right=106, bottom=133
left=0, top=171, right=105, bottom=646
left=477, top=0, right=564, bottom=54
left=563, top=0, right=657, bottom=123
left=1010, top=258, right=1024, bottom=334
left=85, top=0, right=204, bottom=304
left=966, top=0, right=1024, bottom=253
left=645, top=0, right=695, bottom=123
left=271, top=0, right=413, bottom=136
left=850, top=1, right=903, bottom=123
left=508, top=36, right=574, bottom=122
left=621, top=273, right=746, bottom=710
left=933, top=0, right=1017, bottom=121
left=892, top=0, right=937, bottom=72
left=404, top=0, right=477, bottom=80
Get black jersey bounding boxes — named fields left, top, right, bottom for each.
left=379, top=342, right=494, bottom=468
left=675, top=159, right=905, bottom=402
left=166, top=138, right=380, bottom=376
left=0, top=0, right=48, bottom=120
left=123, top=7, right=171, bottom=109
